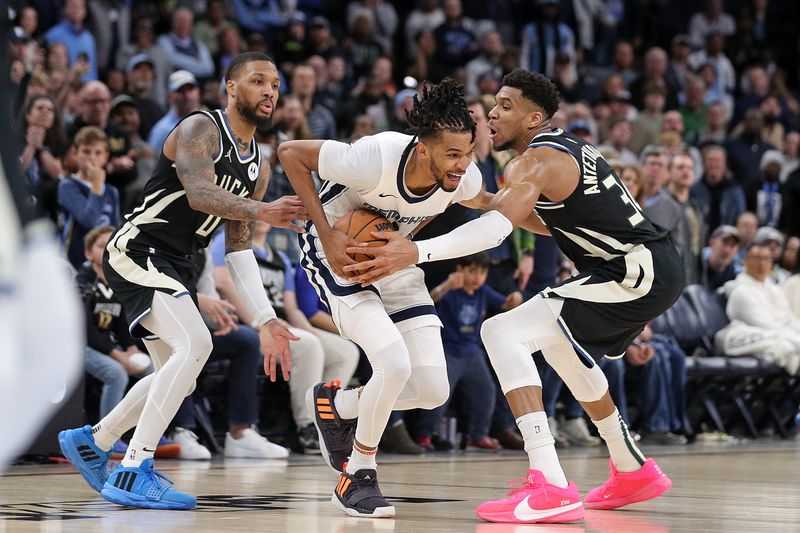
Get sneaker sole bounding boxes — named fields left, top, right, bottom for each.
left=306, top=385, right=339, bottom=473
left=477, top=501, right=585, bottom=523
left=585, top=476, right=672, bottom=510
left=58, top=430, right=106, bottom=493
left=331, top=492, right=395, bottom=518
left=101, top=486, right=196, bottom=510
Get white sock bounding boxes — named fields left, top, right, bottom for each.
left=334, top=387, right=360, bottom=420
left=593, top=408, right=646, bottom=472
left=517, top=411, right=568, bottom=488
left=345, top=444, right=377, bottom=474
left=120, top=438, right=155, bottom=468
left=91, top=423, right=120, bottom=452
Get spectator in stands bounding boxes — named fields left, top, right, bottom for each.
left=274, top=95, right=312, bottom=142
left=679, top=77, right=708, bottom=141
left=193, top=0, right=234, bottom=57
left=109, top=95, right=154, bottom=185
left=19, top=94, right=67, bottom=194
left=520, top=0, right=575, bottom=80
left=758, top=95, right=785, bottom=151
left=123, top=55, right=162, bottom=141
left=695, top=101, right=728, bottom=147
left=660, top=110, right=703, bottom=179
left=405, top=0, right=444, bottom=56
left=57, top=126, right=120, bottom=268
left=630, top=82, right=666, bottom=156
left=87, top=0, right=130, bottom=74
left=620, top=164, right=647, bottom=208
left=78, top=225, right=152, bottom=419
left=230, top=0, right=287, bottom=35
left=44, top=0, right=97, bottom=81
left=156, top=7, right=215, bottom=79
left=664, top=155, right=705, bottom=285
left=115, top=19, right=170, bottom=108
left=691, top=144, right=746, bottom=230
left=276, top=12, right=308, bottom=67
left=734, top=66, right=770, bottom=124
left=416, top=253, right=522, bottom=452
left=688, top=32, right=735, bottom=109
left=216, top=27, right=245, bottom=75
left=746, top=149, right=784, bottom=227
left=211, top=224, right=359, bottom=453
left=717, top=243, right=800, bottom=375
left=688, top=0, right=736, bottom=48
left=338, top=75, right=392, bottom=136
left=307, top=17, right=340, bottom=60
left=599, top=118, right=637, bottom=166
left=290, top=64, right=336, bottom=140
left=345, top=8, right=385, bottom=79
left=147, top=71, right=201, bottom=153
left=347, top=0, right=398, bottom=55
left=752, top=226, right=786, bottom=285
left=736, top=211, right=759, bottom=262
left=775, top=236, right=800, bottom=285
left=780, top=131, right=799, bottom=183
left=642, top=146, right=670, bottom=207
left=434, top=0, right=479, bottom=70
left=68, top=81, right=137, bottom=202
left=631, top=47, right=679, bottom=111
left=726, top=109, right=775, bottom=190
left=701, top=225, right=741, bottom=289
left=169, top=250, right=291, bottom=460
left=624, top=325, right=687, bottom=445
left=465, top=30, right=502, bottom=97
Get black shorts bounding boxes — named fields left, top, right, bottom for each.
left=103, top=241, right=198, bottom=339
left=541, top=238, right=684, bottom=364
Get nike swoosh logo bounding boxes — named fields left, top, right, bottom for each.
left=378, top=193, right=398, bottom=198
left=513, top=496, right=582, bottom=521
left=427, top=253, right=432, bottom=261
left=143, top=447, right=156, bottom=453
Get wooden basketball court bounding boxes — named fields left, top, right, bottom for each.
left=1, top=441, right=797, bottom=532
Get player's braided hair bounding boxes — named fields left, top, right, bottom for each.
left=501, top=69, right=561, bottom=119
left=406, top=78, right=476, bottom=142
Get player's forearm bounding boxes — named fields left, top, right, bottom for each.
left=184, top=179, right=265, bottom=221
left=520, top=211, right=551, bottom=236
left=278, top=143, right=332, bottom=234
left=415, top=211, right=513, bottom=263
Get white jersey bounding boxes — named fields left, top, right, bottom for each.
left=313, top=131, right=482, bottom=237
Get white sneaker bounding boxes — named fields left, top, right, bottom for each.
left=547, top=416, right=570, bottom=449
left=224, top=427, right=289, bottom=459
left=172, top=427, right=212, bottom=460
left=560, top=417, right=601, bottom=447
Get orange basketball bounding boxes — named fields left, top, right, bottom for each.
left=334, top=209, right=396, bottom=262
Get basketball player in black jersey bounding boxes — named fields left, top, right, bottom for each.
left=58, top=52, right=308, bottom=510
left=346, top=70, right=683, bottom=523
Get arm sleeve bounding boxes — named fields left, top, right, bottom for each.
left=317, top=136, right=383, bottom=191
left=415, top=210, right=513, bottom=263
left=225, top=249, right=277, bottom=326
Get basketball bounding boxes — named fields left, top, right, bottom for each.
left=334, top=208, right=396, bottom=262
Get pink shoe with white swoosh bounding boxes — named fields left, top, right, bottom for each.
left=584, top=458, right=672, bottom=510
left=475, top=470, right=584, bottom=524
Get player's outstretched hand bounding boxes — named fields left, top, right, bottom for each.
left=260, top=318, right=300, bottom=382
left=344, top=231, right=418, bottom=286
left=259, top=195, right=309, bottom=233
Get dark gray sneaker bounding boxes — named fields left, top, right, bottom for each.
left=305, top=381, right=356, bottom=472
left=297, top=423, right=321, bottom=454
left=332, top=469, right=395, bottom=518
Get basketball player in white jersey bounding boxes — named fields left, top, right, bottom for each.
left=278, top=79, right=535, bottom=518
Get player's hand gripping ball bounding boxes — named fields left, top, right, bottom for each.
left=334, top=209, right=397, bottom=262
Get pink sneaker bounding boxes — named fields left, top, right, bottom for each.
left=585, top=458, right=672, bottom=510
left=475, top=470, right=584, bottom=524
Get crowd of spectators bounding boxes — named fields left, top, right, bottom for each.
left=7, top=0, right=800, bottom=454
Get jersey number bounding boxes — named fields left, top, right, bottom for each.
left=602, top=175, right=644, bottom=227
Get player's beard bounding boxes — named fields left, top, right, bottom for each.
left=430, top=158, right=458, bottom=193
left=236, top=96, right=273, bottom=131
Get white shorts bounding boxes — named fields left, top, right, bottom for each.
left=299, top=232, right=441, bottom=338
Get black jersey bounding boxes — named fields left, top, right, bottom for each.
left=530, top=128, right=667, bottom=272
left=117, top=109, right=262, bottom=257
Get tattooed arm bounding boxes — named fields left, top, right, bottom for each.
left=173, top=115, right=308, bottom=230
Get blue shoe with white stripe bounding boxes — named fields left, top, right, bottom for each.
left=58, top=425, right=111, bottom=493
left=101, top=458, right=196, bottom=510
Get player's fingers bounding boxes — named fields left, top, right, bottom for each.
left=287, top=223, right=307, bottom=233
left=369, top=231, right=394, bottom=240
left=281, top=351, right=292, bottom=381
left=282, top=329, right=301, bottom=342
left=269, top=353, right=278, bottom=382
left=343, top=260, right=376, bottom=272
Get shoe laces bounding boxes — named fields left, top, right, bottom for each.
left=505, top=476, right=542, bottom=497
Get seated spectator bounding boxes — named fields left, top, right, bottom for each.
left=716, top=243, right=800, bottom=375
left=211, top=224, right=359, bottom=454
left=57, top=126, right=121, bottom=268
left=433, top=0, right=479, bottom=71
left=746, top=149, right=785, bottom=227
left=641, top=146, right=670, bottom=208
left=115, top=19, right=171, bottom=108
left=695, top=102, right=728, bottom=147
left=701, top=225, right=741, bottom=289
left=109, top=95, right=154, bottom=187
left=347, top=0, right=399, bottom=55
left=619, top=164, right=647, bottom=207
left=156, top=7, right=215, bottom=78
left=193, top=0, right=234, bottom=57
left=44, top=0, right=98, bottom=81
left=752, top=226, right=786, bottom=285
left=630, top=82, right=666, bottom=156
left=598, top=118, right=638, bottom=166
left=735, top=211, right=758, bottom=262
left=690, top=144, right=746, bottom=230
left=290, top=64, right=336, bottom=140
left=780, top=131, right=799, bottom=183
left=725, top=108, right=774, bottom=190
left=520, top=0, right=574, bottom=79
left=344, top=8, right=385, bottom=79
left=123, top=55, right=163, bottom=140
left=776, top=236, right=800, bottom=284
left=147, top=71, right=201, bottom=153
left=78, top=226, right=152, bottom=421
left=624, top=326, right=687, bottom=445
left=415, top=253, right=523, bottom=451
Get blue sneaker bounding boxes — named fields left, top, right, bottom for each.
left=101, top=458, right=197, bottom=510
left=58, top=425, right=112, bottom=493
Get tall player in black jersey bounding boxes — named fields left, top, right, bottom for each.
left=345, top=70, right=683, bottom=524
left=58, top=52, right=308, bottom=510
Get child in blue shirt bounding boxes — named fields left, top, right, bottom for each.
left=416, top=252, right=522, bottom=451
